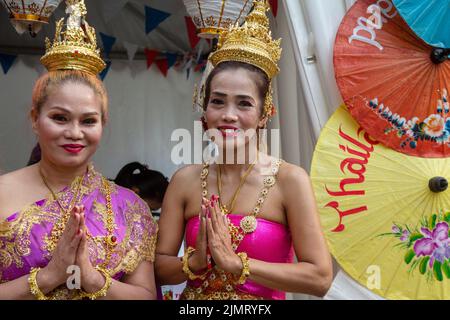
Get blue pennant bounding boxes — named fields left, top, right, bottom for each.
left=99, top=60, right=112, bottom=81
left=0, top=53, right=17, bottom=74
left=145, top=6, right=171, bottom=34
left=165, top=52, right=178, bottom=69
left=100, top=32, right=116, bottom=59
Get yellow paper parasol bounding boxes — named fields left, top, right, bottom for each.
left=311, top=105, right=450, bottom=300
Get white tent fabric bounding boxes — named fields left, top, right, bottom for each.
left=0, top=0, right=385, bottom=299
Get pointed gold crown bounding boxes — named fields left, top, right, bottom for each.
left=40, top=0, right=106, bottom=75
left=209, top=0, right=281, bottom=79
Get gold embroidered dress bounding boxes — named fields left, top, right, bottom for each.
left=0, top=165, right=158, bottom=299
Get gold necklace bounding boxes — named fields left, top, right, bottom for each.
left=201, top=158, right=282, bottom=249
left=98, top=176, right=117, bottom=268
left=40, top=166, right=117, bottom=267
left=217, top=162, right=256, bottom=215
left=40, top=166, right=85, bottom=253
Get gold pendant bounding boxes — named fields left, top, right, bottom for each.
left=105, top=235, right=117, bottom=247
left=220, top=205, right=229, bottom=215
left=240, top=215, right=257, bottom=233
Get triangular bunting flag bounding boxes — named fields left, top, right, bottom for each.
left=165, top=52, right=178, bottom=69
left=0, top=53, right=17, bottom=74
left=99, top=60, right=112, bottom=81
left=156, top=58, right=169, bottom=77
left=100, top=32, right=116, bottom=59
left=123, top=41, right=139, bottom=62
left=144, top=48, right=159, bottom=69
left=185, top=16, right=200, bottom=49
left=194, top=60, right=207, bottom=72
left=145, top=6, right=171, bottom=34
left=269, top=0, right=278, bottom=17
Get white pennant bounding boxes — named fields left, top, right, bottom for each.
left=123, top=41, right=139, bottom=62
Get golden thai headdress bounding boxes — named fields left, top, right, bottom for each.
left=209, top=0, right=282, bottom=118
left=40, top=0, right=106, bottom=75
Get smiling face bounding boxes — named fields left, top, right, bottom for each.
left=204, top=66, right=268, bottom=152
left=31, top=81, right=103, bottom=169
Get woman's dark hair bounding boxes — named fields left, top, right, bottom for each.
left=203, top=61, right=270, bottom=115
left=27, top=143, right=41, bottom=166
left=114, top=162, right=169, bottom=203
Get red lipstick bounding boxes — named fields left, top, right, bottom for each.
left=62, top=144, right=85, bottom=154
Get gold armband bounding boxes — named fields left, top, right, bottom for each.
left=237, top=252, right=250, bottom=285
left=28, top=267, right=52, bottom=300
left=182, top=246, right=208, bottom=280
left=79, top=266, right=112, bottom=300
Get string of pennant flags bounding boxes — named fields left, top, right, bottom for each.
left=0, top=1, right=278, bottom=80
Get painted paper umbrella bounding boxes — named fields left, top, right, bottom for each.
left=311, top=105, right=450, bottom=300
left=393, top=0, right=450, bottom=49
left=334, top=0, right=450, bottom=158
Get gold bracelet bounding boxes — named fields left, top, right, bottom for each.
left=182, top=247, right=208, bottom=280
left=28, top=267, right=52, bottom=300
left=237, top=252, right=250, bottom=285
left=79, top=266, right=112, bottom=300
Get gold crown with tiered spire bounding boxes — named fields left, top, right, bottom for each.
left=209, top=0, right=281, bottom=79
left=40, top=0, right=106, bottom=75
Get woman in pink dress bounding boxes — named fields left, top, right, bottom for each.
left=0, top=0, right=157, bottom=300
left=155, top=0, right=332, bottom=300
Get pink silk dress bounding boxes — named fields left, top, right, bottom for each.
left=0, top=165, right=158, bottom=299
left=181, top=159, right=294, bottom=300
left=182, top=215, right=294, bottom=300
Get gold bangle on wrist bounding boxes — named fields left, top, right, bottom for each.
left=237, top=252, right=250, bottom=285
left=182, top=246, right=208, bottom=280
left=79, top=266, right=112, bottom=300
left=28, top=267, right=52, bottom=300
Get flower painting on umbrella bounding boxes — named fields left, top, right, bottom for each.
left=311, top=105, right=450, bottom=299
left=334, top=0, right=450, bottom=157
left=381, top=212, right=450, bottom=281
left=368, top=90, right=450, bottom=150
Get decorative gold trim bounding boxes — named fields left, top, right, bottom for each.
left=10, top=13, right=49, bottom=22
left=199, top=27, right=223, bottom=36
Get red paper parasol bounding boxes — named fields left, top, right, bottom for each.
left=334, top=0, right=450, bottom=158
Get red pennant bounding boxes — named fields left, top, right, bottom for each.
left=269, top=0, right=278, bottom=17
left=156, top=58, right=169, bottom=77
left=185, top=16, right=200, bottom=49
left=144, top=48, right=159, bottom=69
left=194, top=60, right=206, bottom=72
